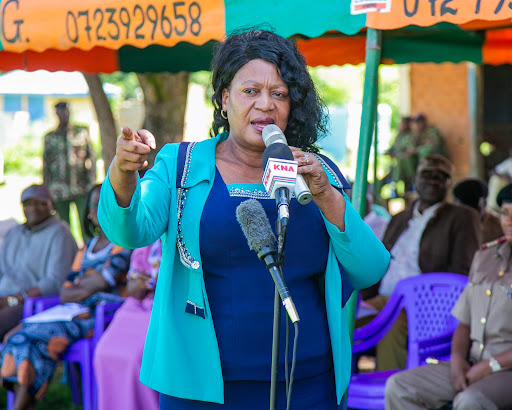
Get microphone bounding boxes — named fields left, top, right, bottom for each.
left=262, top=125, right=313, bottom=205
left=236, top=199, right=300, bottom=323
left=262, top=143, right=296, bottom=228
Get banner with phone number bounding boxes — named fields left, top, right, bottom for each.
left=0, top=0, right=225, bottom=52
left=366, top=0, right=512, bottom=29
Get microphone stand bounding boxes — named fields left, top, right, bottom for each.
left=270, top=286, right=281, bottom=410
left=269, top=218, right=287, bottom=410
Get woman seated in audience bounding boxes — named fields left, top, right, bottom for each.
left=0, top=183, right=132, bottom=410
left=94, top=239, right=161, bottom=410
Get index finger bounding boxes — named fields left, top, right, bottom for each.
left=137, top=129, right=157, bottom=150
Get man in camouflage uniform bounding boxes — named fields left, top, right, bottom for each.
left=385, top=184, right=512, bottom=410
left=386, top=114, right=447, bottom=196
left=386, top=116, right=416, bottom=193
left=410, top=112, right=448, bottom=160
left=43, top=102, right=96, bottom=241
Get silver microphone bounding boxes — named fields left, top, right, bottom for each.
left=262, top=125, right=312, bottom=205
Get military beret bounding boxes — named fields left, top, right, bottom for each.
left=497, top=183, right=512, bottom=207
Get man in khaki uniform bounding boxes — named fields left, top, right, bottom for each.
left=385, top=184, right=512, bottom=410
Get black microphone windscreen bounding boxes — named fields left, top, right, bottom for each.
left=262, top=143, right=294, bottom=169
left=236, top=199, right=276, bottom=252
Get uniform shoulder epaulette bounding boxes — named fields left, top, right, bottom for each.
left=480, top=236, right=507, bottom=249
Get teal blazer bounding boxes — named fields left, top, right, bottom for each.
left=98, top=133, right=390, bottom=404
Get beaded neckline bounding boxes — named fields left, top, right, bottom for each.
left=176, top=142, right=200, bottom=270
left=228, top=184, right=271, bottom=200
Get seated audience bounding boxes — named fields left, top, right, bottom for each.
left=0, top=184, right=132, bottom=409
left=94, top=239, right=161, bottom=410
left=361, top=155, right=481, bottom=371
left=385, top=184, right=512, bottom=410
left=0, top=184, right=77, bottom=341
left=453, top=178, right=503, bottom=243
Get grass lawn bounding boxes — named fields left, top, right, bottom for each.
left=0, top=363, right=81, bottom=409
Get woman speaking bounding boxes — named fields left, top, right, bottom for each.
left=98, top=29, right=390, bottom=409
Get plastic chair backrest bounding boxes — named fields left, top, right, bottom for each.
left=23, top=294, right=60, bottom=316
left=347, top=273, right=468, bottom=410
left=398, top=273, right=468, bottom=368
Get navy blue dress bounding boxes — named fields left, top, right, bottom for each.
left=160, top=168, right=346, bottom=409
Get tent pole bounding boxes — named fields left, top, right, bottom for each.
left=373, top=85, right=379, bottom=194
left=347, top=28, right=382, bottom=339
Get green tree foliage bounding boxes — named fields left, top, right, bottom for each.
left=3, top=138, right=42, bottom=175
left=100, top=72, right=140, bottom=100
left=190, top=70, right=214, bottom=107
left=100, top=71, right=213, bottom=104
left=378, top=65, right=400, bottom=134
left=309, top=64, right=400, bottom=139
left=309, top=67, right=351, bottom=106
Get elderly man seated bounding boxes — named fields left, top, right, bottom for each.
left=360, top=155, right=481, bottom=371
left=0, top=184, right=78, bottom=340
left=385, top=184, right=512, bottom=410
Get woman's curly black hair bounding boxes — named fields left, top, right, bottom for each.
left=210, top=29, right=328, bottom=153
left=83, top=183, right=102, bottom=239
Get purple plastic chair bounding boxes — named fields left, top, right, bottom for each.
left=6, top=295, right=123, bottom=410
left=348, top=273, right=468, bottom=410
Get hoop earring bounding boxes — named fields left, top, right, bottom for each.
left=221, top=110, right=228, bottom=120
